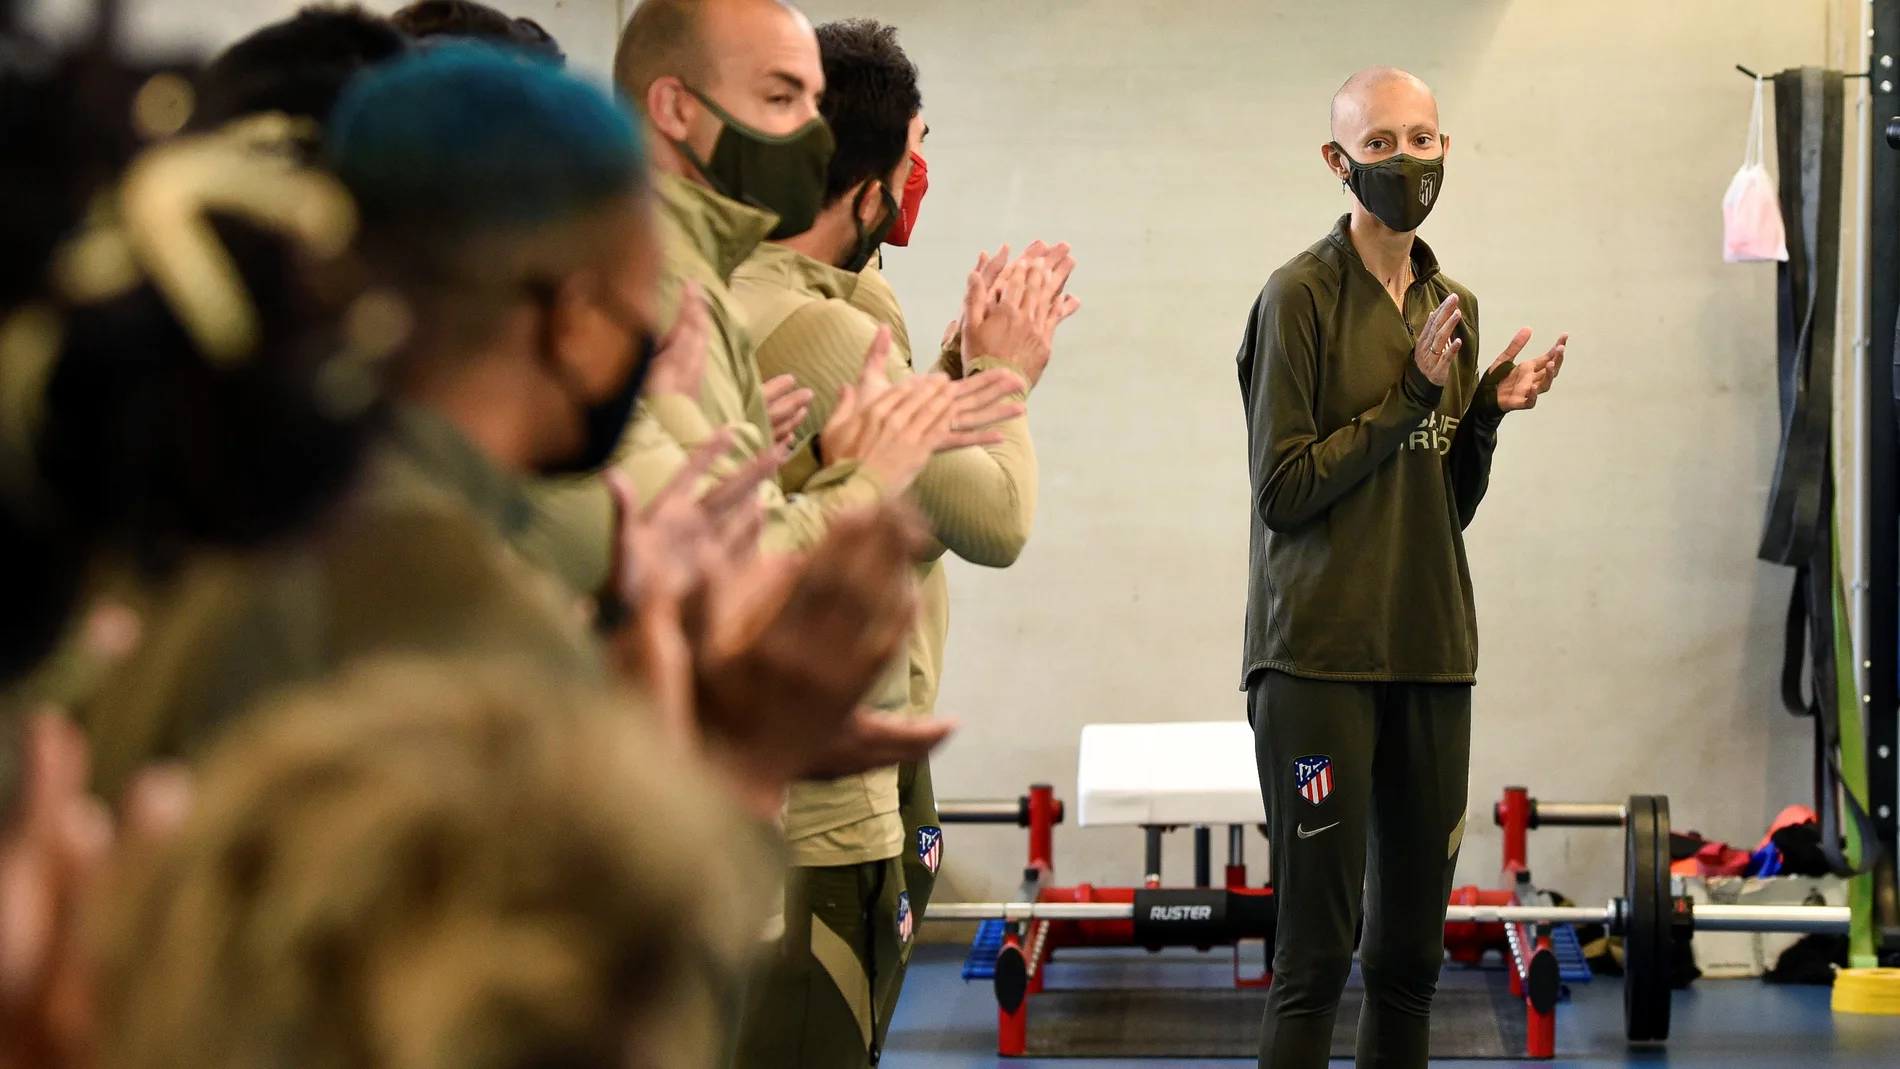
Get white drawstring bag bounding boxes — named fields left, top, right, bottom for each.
left=1723, top=76, right=1789, bottom=263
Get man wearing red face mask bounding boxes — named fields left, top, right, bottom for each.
left=728, top=18, right=1081, bottom=1068
left=886, top=148, right=927, bottom=247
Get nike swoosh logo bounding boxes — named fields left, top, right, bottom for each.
left=1296, top=822, right=1339, bottom=840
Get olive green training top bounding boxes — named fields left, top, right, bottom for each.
left=1238, top=215, right=1508, bottom=689
left=730, top=244, right=1038, bottom=868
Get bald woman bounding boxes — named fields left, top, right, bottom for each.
left=1236, top=68, right=1567, bottom=1069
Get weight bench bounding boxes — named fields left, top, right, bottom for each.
left=1077, top=720, right=1265, bottom=885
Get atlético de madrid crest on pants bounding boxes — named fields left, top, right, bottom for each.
left=1294, top=755, right=1334, bottom=805
left=917, top=826, right=943, bottom=874
left=897, top=891, right=914, bottom=943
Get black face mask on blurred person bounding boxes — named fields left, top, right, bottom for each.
left=1330, top=141, right=1444, bottom=233
left=533, top=281, right=655, bottom=476
left=542, top=333, right=653, bottom=476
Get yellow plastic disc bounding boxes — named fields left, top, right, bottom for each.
left=1832, top=968, right=1900, bottom=1016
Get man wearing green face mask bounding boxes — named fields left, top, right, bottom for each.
left=587, top=0, right=1026, bottom=542
left=1238, top=67, right=1569, bottom=1069
left=728, top=20, right=1081, bottom=1067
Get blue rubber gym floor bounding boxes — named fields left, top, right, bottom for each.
left=885, top=943, right=1900, bottom=1067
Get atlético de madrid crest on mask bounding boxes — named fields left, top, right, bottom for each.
left=1419, top=173, right=1437, bottom=207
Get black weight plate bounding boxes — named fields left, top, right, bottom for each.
left=1623, top=796, right=1669, bottom=1043
left=1622, top=796, right=1647, bottom=1034
left=1642, top=794, right=1675, bottom=1038
left=1649, top=796, right=1675, bottom=1037
left=1623, top=795, right=1663, bottom=1041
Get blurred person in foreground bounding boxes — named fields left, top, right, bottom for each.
left=4, top=122, right=378, bottom=1064
left=2, top=4, right=395, bottom=1056
left=390, top=0, right=567, bottom=64
left=5, top=24, right=405, bottom=1049
left=91, top=658, right=756, bottom=1069
left=187, top=5, right=411, bottom=133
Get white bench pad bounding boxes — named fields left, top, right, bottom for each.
left=1076, top=721, right=1267, bottom=827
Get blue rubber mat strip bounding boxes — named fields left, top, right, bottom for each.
left=1552, top=923, right=1592, bottom=985
left=962, top=919, right=1006, bottom=981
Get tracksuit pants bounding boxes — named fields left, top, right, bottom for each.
left=1249, top=670, right=1472, bottom=1069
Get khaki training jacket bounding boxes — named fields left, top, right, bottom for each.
left=730, top=245, right=1040, bottom=866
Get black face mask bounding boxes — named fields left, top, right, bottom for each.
left=841, top=182, right=900, bottom=273
left=1330, top=142, right=1444, bottom=233
left=557, top=333, right=652, bottom=475
left=534, top=283, right=654, bottom=476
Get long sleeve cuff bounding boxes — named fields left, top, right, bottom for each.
left=965, top=355, right=1033, bottom=401
left=1468, top=362, right=1512, bottom=428
left=1399, top=361, right=1445, bottom=411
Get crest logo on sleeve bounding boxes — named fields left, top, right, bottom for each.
left=1294, top=755, right=1334, bottom=806
left=896, top=891, right=914, bottom=943
left=917, top=826, right=943, bottom=874
left=1419, top=172, right=1438, bottom=207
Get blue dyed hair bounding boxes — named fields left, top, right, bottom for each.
left=327, top=43, right=645, bottom=235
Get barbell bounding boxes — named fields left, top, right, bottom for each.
left=926, top=794, right=1852, bottom=1046
left=922, top=899, right=1848, bottom=932
left=1511, top=799, right=1628, bottom=827
left=940, top=796, right=1066, bottom=826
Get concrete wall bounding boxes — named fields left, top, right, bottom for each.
left=786, top=0, right=1852, bottom=911
left=28, top=0, right=1869, bottom=909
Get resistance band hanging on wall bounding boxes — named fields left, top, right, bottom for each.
left=1759, top=66, right=1881, bottom=883
left=1760, top=67, right=1842, bottom=567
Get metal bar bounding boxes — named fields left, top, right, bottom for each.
left=1228, top=825, right=1245, bottom=866
left=1692, top=903, right=1853, bottom=934
left=1869, top=0, right=1900, bottom=854
left=929, top=902, right=1136, bottom=922
left=1447, top=905, right=1613, bottom=925
left=1532, top=802, right=1627, bottom=826
left=1143, top=826, right=1164, bottom=884
left=1852, top=0, right=1875, bottom=806
left=927, top=898, right=1856, bottom=934
left=924, top=902, right=1617, bottom=925
left=1740, top=64, right=1873, bottom=79
left=938, top=800, right=1023, bottom=824
left=1193, top=826, right=1211, bottom=888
